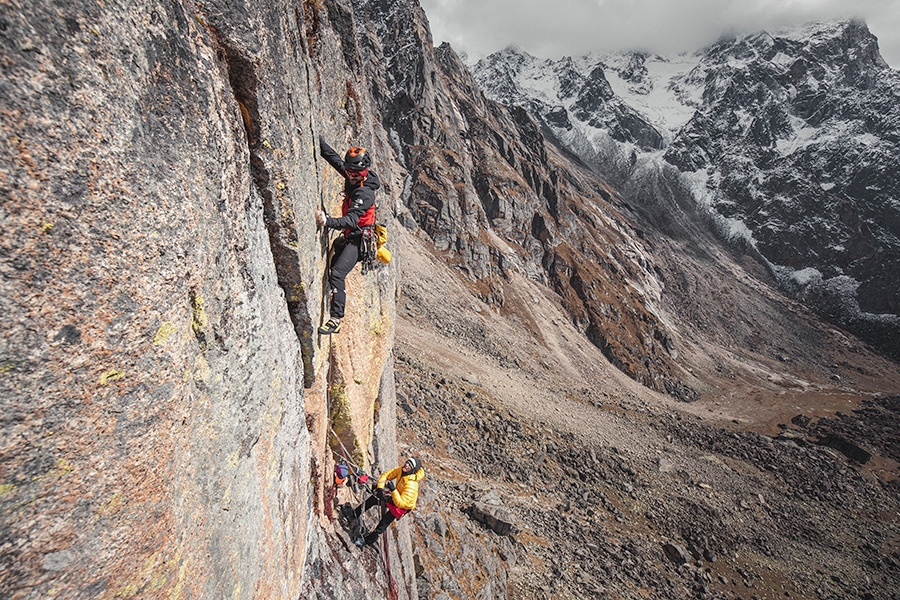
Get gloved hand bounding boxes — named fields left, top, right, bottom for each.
left=384, top=480, right=396, bottom=492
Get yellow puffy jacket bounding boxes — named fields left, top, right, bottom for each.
left=377, top=465, right=425, bottom=511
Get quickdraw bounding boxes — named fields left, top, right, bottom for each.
left=359, top=227, right=377, bottom=275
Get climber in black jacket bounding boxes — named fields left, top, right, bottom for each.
left=315, top=138, right=380, bottom=335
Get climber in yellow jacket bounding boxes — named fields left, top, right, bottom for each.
left=345, top=457, right=425, bottom=547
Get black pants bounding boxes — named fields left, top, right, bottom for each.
left=354, top=493, right=397, bottom=545
left=328, top=235, right=361, bottom=320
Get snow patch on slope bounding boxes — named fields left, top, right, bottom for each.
left=602, top=54, right=703, bottom=136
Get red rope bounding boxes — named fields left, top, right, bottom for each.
left=379, top=500, right=399, bottom=600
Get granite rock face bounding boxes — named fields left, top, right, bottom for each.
left=1, top=0, right=399, bottom=598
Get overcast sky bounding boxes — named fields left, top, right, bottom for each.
left=419, top=0, right=900, bottom=68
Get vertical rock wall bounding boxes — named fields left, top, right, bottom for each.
left=1, top=0, right=399, bottom=597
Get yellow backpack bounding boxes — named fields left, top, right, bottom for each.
left=375, top=224, right=391, bottom=264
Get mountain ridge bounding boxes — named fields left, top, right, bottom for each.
left=471, top=19, right=900, bottom=362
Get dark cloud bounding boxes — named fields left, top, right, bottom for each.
left=420, top=0, right=900, bottom=67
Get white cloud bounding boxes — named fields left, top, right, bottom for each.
left=420, top=0, right=900, bottom=67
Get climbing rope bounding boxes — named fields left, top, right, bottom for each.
left=321, top=228, right=396, bottom=600
left=329, top=426, right=362, bottom=471
left=329, top=428, right=372, bottom=501
left=379, top=497, right=399, bottom=600
left=332, top=425, right=396, bottom=598
left=331, top=425, right=399, bottom=600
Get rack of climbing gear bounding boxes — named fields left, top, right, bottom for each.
left=359, top=222, right=391, bottom=275
left=359, top=226, right=378, bottom=275
left=330, top=449, right=374, bottom=495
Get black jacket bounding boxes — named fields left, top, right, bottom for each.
left=320, top=138, right=380, bottom=233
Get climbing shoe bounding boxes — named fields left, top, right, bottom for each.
left=318, top=319, right=341, bottom=335
left=353, top=535, right=366, bottom=547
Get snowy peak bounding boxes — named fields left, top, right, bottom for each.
left=590, top=51, right=654, bottom=95
left=473, top=20, right=894, bottom=147
left=471, top=20, right=900, bottom=360
left=474, top=47, right=703, bottom=151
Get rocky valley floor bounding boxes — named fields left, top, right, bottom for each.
left=392, top=229, right=900, bottom=600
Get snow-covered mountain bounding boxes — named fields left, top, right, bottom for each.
left=471, top=20, right=900, bottom=360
